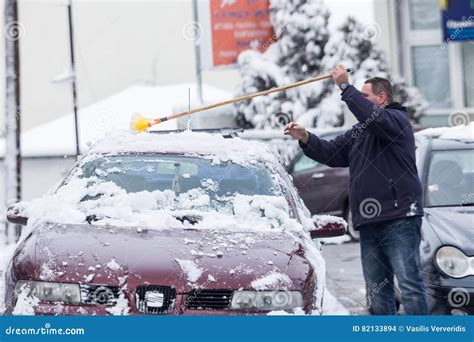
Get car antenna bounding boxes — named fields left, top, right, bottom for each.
left=186, top=87, right=192, bottom=132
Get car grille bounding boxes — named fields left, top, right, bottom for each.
left=186, top=289, right=233, bottom=310
left=80, top=284, right=121, bottom=306
left=135, top=285, right=176, bottom=314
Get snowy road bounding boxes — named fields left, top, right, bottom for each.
left=322, top=242, right=369, bottom=315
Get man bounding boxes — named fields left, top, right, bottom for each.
left=284, top=64, right=428, bottom=315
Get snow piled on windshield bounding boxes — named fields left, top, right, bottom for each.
left=16, top=178, right=297, bottom=233
left=89, top=130, right=281, bottom=166
left=417, top=122, right=474, bottom=142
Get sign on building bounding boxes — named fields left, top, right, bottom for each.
left=441, top=0, right=474, bottom=42
left=197, top=0, right=274, bottom=69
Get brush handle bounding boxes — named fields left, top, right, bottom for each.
left=151, top=68, right=353, bottom=125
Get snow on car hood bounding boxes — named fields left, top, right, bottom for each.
left=32, top=222, right=303, bottom=293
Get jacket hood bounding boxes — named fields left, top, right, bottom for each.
left=386, top=102, right=407, bottom=112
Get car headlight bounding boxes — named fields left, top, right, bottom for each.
left=435, top=246, right=473, bottom=278
left=230, top=291, right=303, bottom=311
left=15, top=280, right=81, bottom=304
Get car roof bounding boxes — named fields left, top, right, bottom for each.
left=416, top=124, right=474, bottom=151
left=239, top=127, right=348, bottom=140
left=430, top=138, right=474, bottom=150
left=88, top=130, right=281, bottom=165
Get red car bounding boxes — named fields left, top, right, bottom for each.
left=4, top=129, right=345, bottom=315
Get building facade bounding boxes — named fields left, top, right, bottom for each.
left=375, top=0, right=473, bottom=127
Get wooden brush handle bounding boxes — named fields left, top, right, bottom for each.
left=153, top=68, right=352, bottom=124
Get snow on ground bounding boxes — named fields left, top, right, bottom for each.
left=0, top=83, right=231, bottom=157
left=319, top=234, right=351, bottom=245
left=417, top=122, right=474, bottom=142
left=321, top=289, right=350, bottom=315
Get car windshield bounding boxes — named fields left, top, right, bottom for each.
left=425, top=149, right=474, bottom=207
left=75, top=154, right=283, bottom=210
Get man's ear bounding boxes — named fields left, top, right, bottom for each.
left=378, top=91, right=388, bottom=106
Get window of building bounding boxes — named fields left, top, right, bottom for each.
left=400, top=0, right=473, bottom=117
left=412, top=45, right=451, bottom=108
left=409, top=0, right=441, bottom=31
left=462, top=43, right=474, bottom=108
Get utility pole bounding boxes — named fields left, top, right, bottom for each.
left=4, top=0, right=22, bottom=243
left=67, top=0, right=80, bottom=156
left=192, top=0, right=204, bottom=104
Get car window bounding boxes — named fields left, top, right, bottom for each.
left=77, top=155, right=282, bottom=199
left=425, top=149, right=474, bottom=207
left=292, top=133, right=340, bottom=172
left=293, top=154, right=320, bottom=172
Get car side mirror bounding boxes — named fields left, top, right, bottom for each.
left=7, top=203, right=28, bottom=225
left=309, top=215, right=347, bottom=239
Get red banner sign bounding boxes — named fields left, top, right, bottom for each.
left=208, top=0, right=274, bottom=67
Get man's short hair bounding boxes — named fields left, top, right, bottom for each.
left=364, top=77, right=393, bottom=103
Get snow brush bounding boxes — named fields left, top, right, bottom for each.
left=130, top=68, right=353, bottom=133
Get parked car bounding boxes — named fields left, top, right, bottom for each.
left=4, top=129, right=345, bottom=315
left=412, top=128, right=474, bottom=315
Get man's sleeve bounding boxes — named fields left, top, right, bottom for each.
left=341, top=85, right=409, bottom=140
left=298, top=130, right=352, bottom=168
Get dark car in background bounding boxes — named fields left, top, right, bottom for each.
left=286, top=129, right=356, bottom=240
left=414, top=129, right=474, bottom=315
left=241, top=128, right=356, bottom=240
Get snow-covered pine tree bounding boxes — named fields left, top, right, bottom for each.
left=234, top=0, right=330, bottom=128
left=233, top=3, right=427, bottom=130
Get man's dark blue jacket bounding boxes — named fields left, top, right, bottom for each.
left=299, top=85, right=424, bottom=228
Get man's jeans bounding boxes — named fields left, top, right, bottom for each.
left=359, top=216, right=428, bottom=315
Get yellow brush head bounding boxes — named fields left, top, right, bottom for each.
left=130, top=113, right=151, bottom=133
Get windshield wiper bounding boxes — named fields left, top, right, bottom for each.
left=175, top=215, right=202, bottom=225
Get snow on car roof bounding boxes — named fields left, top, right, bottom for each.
left=417, top=122, right=474, bottom=142
left=89, top=130, right=281, bottom=165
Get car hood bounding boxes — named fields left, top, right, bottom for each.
left=32, top=223, right=302, bottom=293
left=424, top=207, right=474, bottom=255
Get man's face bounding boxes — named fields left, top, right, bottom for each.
left=361, top=83, right=387, bottom=107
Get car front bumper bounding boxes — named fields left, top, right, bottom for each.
left=426, top=284, right=474, bottom=315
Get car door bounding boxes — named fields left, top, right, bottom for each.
left=291, top=152, right=348, bottom=215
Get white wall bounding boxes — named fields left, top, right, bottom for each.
left=0, top=0, right=240, bottom=132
